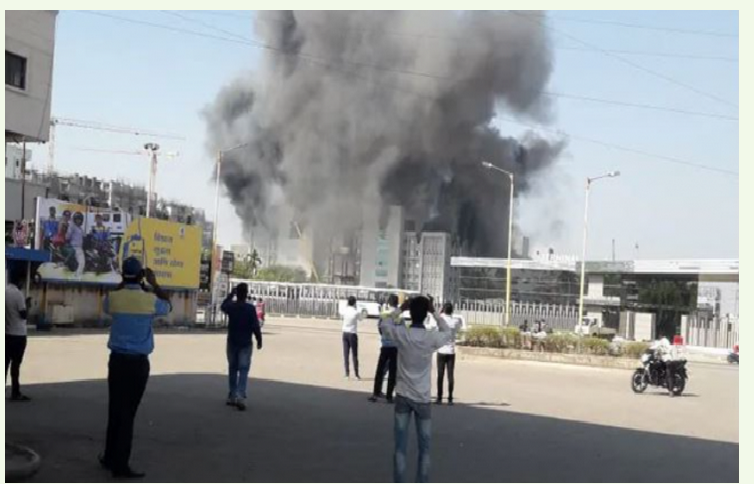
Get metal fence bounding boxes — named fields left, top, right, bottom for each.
left=682, top=314, right=738, bottom=349
left=454, top=300, right=579, bottom=331
left=262, top=297, right=340, bottom=319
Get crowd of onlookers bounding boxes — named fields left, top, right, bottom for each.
left=518, top=319, right=553, bottom=351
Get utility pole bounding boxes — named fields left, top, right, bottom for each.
left=20, top=138, right=27, bottom=222
left=211, top=150, right=223, bottom=326
left=577, top=171, right=621, bottom=325
left=612, top=238, right=616, bottom=262
left=481, top=161, right=515, bottom=326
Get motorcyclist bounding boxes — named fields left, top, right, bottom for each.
left=650, top=336, right=678, bottom=396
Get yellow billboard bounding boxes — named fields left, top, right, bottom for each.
left=120, top=218, right=201, bottom=289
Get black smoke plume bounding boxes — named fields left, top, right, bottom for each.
left=204, top=11, right=564, bottom=256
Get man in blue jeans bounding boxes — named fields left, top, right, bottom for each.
left=379, top=296, right=453, bottom=483
left=221, top=283, right=263, bottom=411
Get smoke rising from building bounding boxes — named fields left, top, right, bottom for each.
left=203, top=11, right=565, bottom=257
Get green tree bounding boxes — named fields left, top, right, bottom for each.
left=230, top=249, right=263, bottom=279
left=255, top=265, right=308, bottom=283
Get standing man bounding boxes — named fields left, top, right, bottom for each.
left=369, top=294, right=401, bottom=403
left=380, top=296, right=454, bottom=483
left=221, top=283, right=263, bottom=411
left=99, top=257, right=171, bottom=479
left=6, top=267, right=31, bottom=402
left=92, top=213, right=110, bottom=242
left=435, top=303, right=466, bottom=405
left=341, top=296, right=365, bottom=379
left=66, top=211, right=86, bottom=278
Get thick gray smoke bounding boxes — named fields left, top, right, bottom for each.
left=204, top=11, right=564, bottom=256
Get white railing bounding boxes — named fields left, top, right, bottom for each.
left=683, top=314, right=738, bottom=349
left=455, top=300, right=579, bottom=331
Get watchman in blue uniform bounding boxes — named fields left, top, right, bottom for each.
left=99, top=257, right=171, bottom=479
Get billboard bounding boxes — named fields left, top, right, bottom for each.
left=35, top=198, right=130, bottom=284
left=121, top=218, right=201, bottom=289
left=35, top=198, right=201, bottom=289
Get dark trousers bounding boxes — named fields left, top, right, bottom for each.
left=373, top=346, right=398, bottom=398
left=665, top=360, right=676, bottom=394
left=436, top=353, right=456, bottom=401
left=5, top=335, right=28, bottom=397
left=342, top=333, right=359, bottom=377
left=104, top=353, right=150, bottom=472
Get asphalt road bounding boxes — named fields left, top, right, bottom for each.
left=5, top=318, right=738, bottom=482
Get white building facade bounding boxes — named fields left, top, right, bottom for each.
left=5, top=10, right=58, bottom=143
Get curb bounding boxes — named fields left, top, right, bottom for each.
left=458, top=346, right=639, bottom=370
left=5, top=443, right=42, bottom=482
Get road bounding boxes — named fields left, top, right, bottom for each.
left=6, top=318, right=738, bottom=482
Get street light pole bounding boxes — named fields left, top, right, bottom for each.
left=209, top=143, right=249, bottom=326
left=144, top=143, right=160, bottom=218
left=577, top=171, right=620, bottom=328
left=482, top=161, right=515, bottom=326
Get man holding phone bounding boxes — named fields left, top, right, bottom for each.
left=99, top=257, right=171, bottom=479
left=221, top=283, right=263, bottom=411
left=379, top=295, right=454, bottom=483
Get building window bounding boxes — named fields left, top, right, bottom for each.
left=6, top=51, right=27, bottom=90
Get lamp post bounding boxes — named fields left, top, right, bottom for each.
left=143, top=143, right=160, bottom=218
left=482, top=161, right=515, bottom=326
left=577, top=171, right=621, bottom=328
left=210, top=142, right=250, bottom=325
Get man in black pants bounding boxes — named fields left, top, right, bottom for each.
left=6, top=267, right=31, bottom=402
left=340, top=296, right=364, bottom=379
left=435, top=303, right=466, bottom=405
left=369, top=294, right=401, bottom=403
left=99, top=258, right=171, bottom=479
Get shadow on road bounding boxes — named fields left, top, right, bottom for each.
left=6, top=375, right=737, bottom=483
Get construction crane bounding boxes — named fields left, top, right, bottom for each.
left=64, top=145, right=180, bottom=218
left=48, top=116, right=185, bottom=174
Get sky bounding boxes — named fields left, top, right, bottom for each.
left=30, top=10, right=738, bottom=261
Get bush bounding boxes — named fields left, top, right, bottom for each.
left=622, top=341, right=650, bottom=359
left=582, top=337, right=610, bottom=355
left=501, top=327, right=521, bottom=348
left=544, top=333, right=579, bottom=353
left=464, top=326, right=503, bottom=348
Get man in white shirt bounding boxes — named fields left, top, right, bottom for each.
left=436, top=303, right=467, bottom=405
left=5, top=268, right=31, bottom=401
left=340, top=296, right=365, bottom=379
left=379, top=296, right=453, bottom=483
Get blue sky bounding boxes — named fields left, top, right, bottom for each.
left=35, top=10, right=738, bottom=260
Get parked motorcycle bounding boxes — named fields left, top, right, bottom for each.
left=50, top=243, right=79, bottom=273
left=631, top=349, right=689, bottom=396
left=728, top=344, right=739, bottom=364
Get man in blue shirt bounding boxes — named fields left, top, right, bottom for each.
left=99, top=257, right=171, bottom=479
left=221, top=283, right=263, bottom=411
left=42, top=206, right=59, bottom=251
